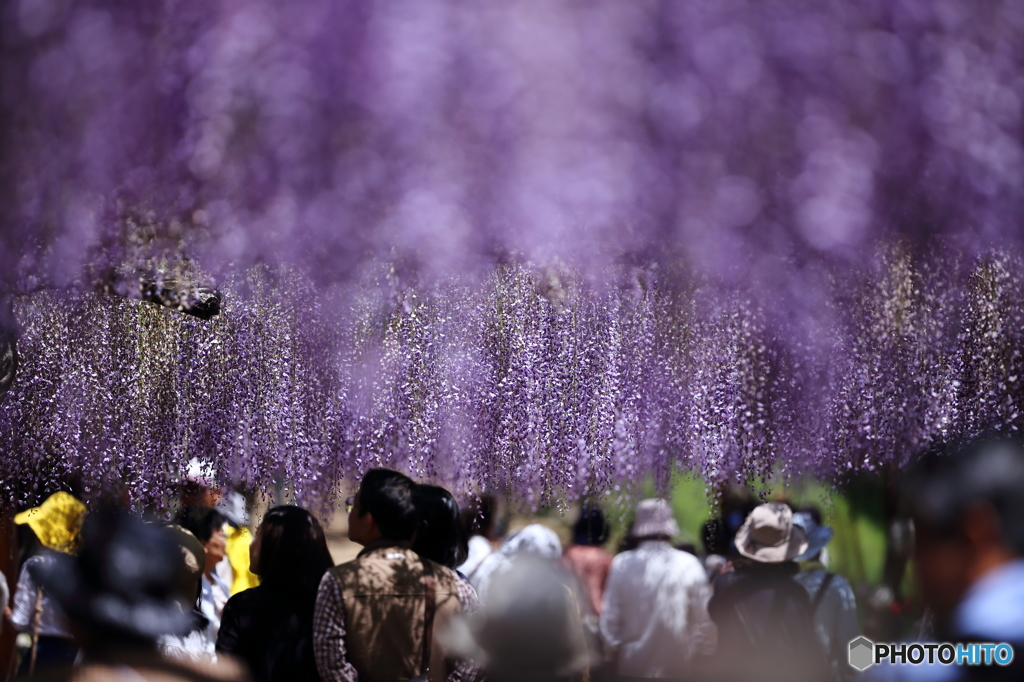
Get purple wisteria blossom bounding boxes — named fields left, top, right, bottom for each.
left=2, top=1, right=1024, bottom=508
left=0, top=257, right=1022, bottom=511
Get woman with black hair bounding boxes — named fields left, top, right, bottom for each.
left=217, top=505, right=334, bottom=682
left=412, top=484, right=469, bottom=571
left=411, top=484, right=482, bottom=681
left=562, top=506, right=613, bottom=617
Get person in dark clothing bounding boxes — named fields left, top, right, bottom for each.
left=33, top=507, right=247, bottom=682
left=707, top=502, right=826, bottom=682
left=411, top=483, right=481, bottom=675
left=11, top=492, right=86, bottom=676
left=217, top=506, right=334, bottom=682
left=791, top=509, right=859, bottom=682
left=413, top=484, right=469, bottom=571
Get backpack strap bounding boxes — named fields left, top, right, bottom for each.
left=764, top=579, right=793, bottom=644
left=811, top=572, right=835, bottom=613
left=420, top=559, right=437, bottom=678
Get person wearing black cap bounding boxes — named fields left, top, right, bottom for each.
left=33, top=507, right=248, bottom=682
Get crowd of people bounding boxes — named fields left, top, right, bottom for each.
left=1, top=436, right=1023, bottom=681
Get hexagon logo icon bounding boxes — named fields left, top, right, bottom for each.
left=849, top=636, right=875, bottom=671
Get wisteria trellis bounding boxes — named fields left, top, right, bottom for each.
left=2, top=254, right=1023, bottom=511
left=3, top=1, right=1024, bottom=509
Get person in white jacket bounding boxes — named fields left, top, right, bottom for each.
left=600, top=498, right=714, bottom=680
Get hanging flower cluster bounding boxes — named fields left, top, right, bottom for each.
left=3, top=1, right=1024, bottom=509
left=2, top=252, right=1023, bottom=512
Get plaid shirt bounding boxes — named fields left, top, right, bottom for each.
left=313, top=563, right=479, bottom=682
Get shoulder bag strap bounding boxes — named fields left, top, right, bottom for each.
left=420, top=559, right=437, bottom=678
left=29, top=585, right=44, bottom=676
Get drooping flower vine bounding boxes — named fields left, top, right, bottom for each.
left=2, top=253, right=1023, bottom=512
left=3, top=1, right=1024, bottom=509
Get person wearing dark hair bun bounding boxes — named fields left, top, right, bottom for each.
left=216, top=505, right=334, bottom=682
left=562, top=506, right=613, bottom=618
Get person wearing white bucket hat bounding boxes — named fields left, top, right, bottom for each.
left=707, top=503, right=826, bottom=682
left=599, top=499, right=713, bottom=680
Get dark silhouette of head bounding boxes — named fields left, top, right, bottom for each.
left=413, top=484, right=467, bottom=568
left=176, top=506, right=227, bottom=543
left=251, top=505, right=334, bottom=598
left=702, top=518, right=729, bottom=556
left=42, top=508, right=202, bottom=649
left=572, top=506, right=610, bottom=547
left=351, top=468, right=419, bottom=544
left=796, top=505, right=823, bottom=527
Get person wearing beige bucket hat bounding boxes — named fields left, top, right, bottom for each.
left=733, top=501, right=809, bottom=563
left=706, top=503, right=827, bottom=682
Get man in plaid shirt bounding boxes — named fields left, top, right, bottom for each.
left=314, top=469, right=476, bottom=682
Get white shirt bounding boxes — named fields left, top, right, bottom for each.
left=600, top=540, right=713, bottom=678
left=469, top=551, right=510, bottom=603
left=159, top=628, right=216, bottom=662
left=457, top=535, right=494, bottom=581
left=11, top=555, right=74, bottom=639
left=214, top=553, right=234, bottom=592
left=470, top=525, right=565, bottom=603
left=199, top=572, right=230, bottom=653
